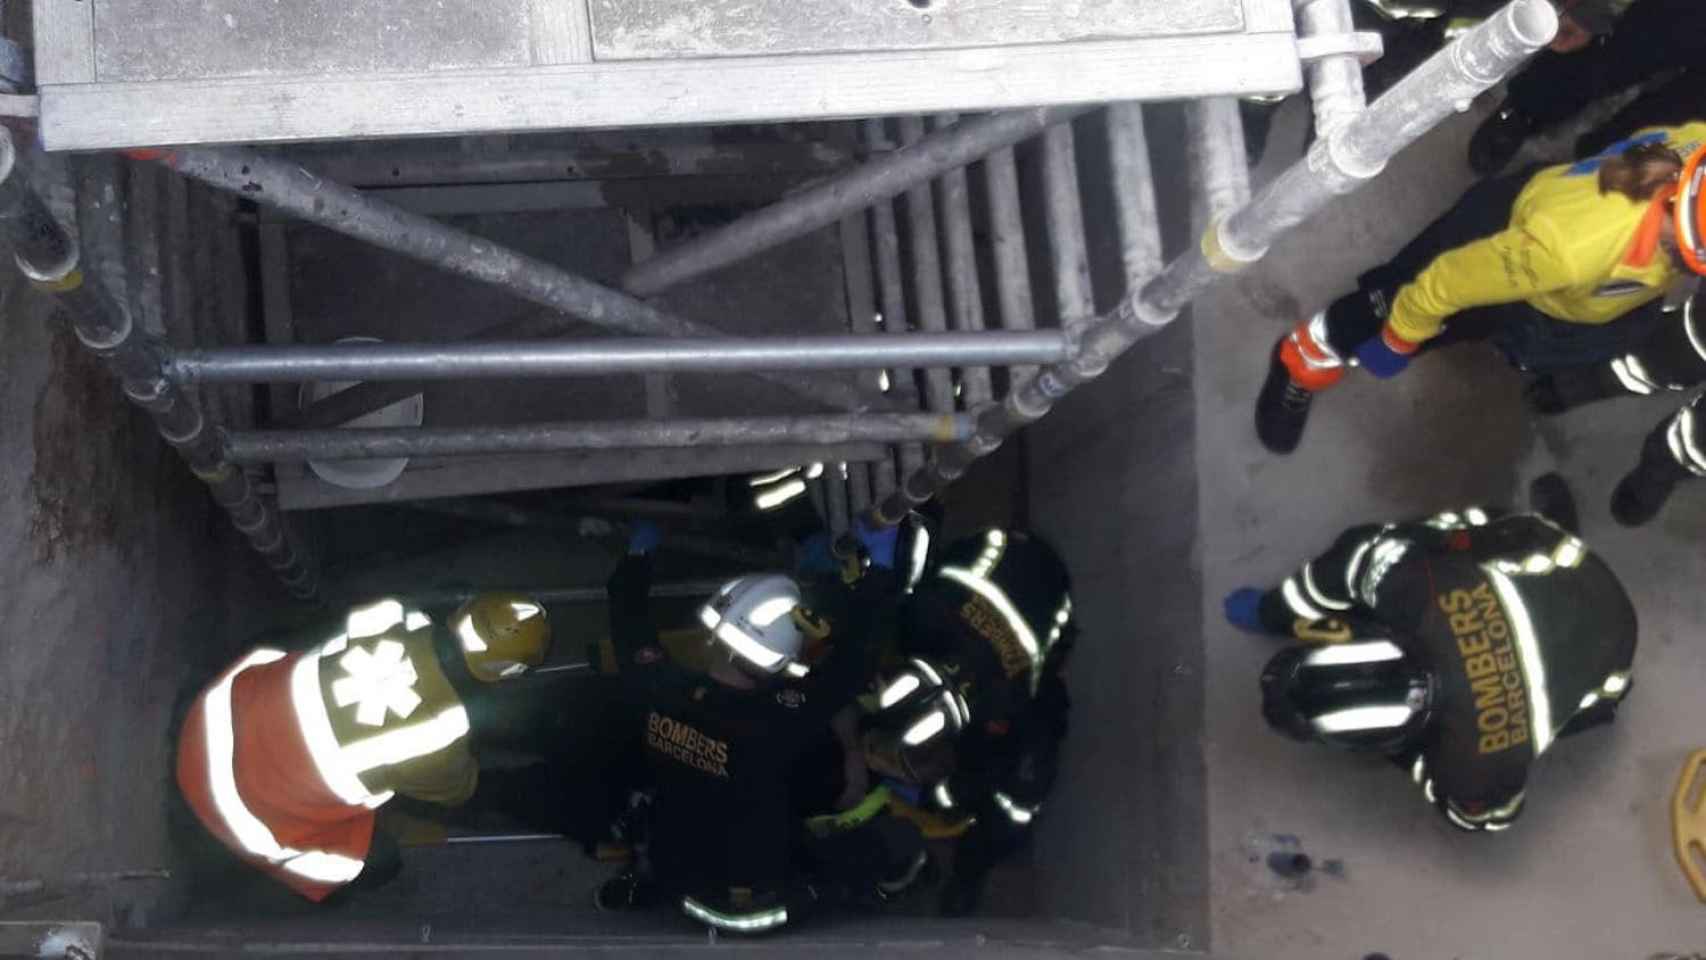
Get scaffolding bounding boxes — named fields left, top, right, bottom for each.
left=0, top=0, right=1559, bottom=598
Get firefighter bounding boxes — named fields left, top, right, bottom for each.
left=1224, top=504, right=1636, bottom=832
left=597, top=524, right=894, bottom=934
left=173, top=593, right=551, bottom=901
left=1469, top=0, right=1706, bottom=175
left=1524, top=289, right=1706, bottom=526
left=1256, top=122, right=1706, bottom=455
left=899, top=528, right=1075, bottom=915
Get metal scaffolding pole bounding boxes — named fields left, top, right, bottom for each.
left=875, top=0, right=1558, bottom=523
left=168, top=331, right=1069, bottom=385
left=1186, top=99, right=1254, bottom=225
left=824, top=462, right=851, bottom=539
left=983, top=141, right=1040, bottom=386
left=0, top=138, right=316, bottom=598
left=1040, top=120, right=1095, bottom=330
left=407, top=578, right=731, bottom=607
left=932, top=113, right=995, bottom=407
left=1295, top=0, right=1372, bottom=140
left=621, top=107, right=1091, bottom=297
left=863, top=121, right=928, bottom=482
left=896, top=116, right=958, bottom=416
left=227, top=412, right=973, bottom=463
left=1107, top=103, right=1165, bottom=294
left=135, top=146, right=877, bottom=414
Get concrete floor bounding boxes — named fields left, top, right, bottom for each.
left=1190, top=97, right=1706, bottom=958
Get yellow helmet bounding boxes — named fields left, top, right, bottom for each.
left=451, top=592, right=550, bottom=683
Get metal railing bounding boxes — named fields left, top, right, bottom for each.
left=0, top=0, right=1557, bottom=595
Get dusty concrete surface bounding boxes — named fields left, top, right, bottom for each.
left=1195, top=98, right=1706, bottom=958
left=0, top=267, right=274, bottom=926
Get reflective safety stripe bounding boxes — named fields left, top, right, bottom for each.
left=1311, top=704, right=1413, bottom=734
left=905, top=524, right=932, bottom=593
left=968, top=529, right=1008, bottom=579
left=747, top=596, right=796, bottom=627
left=939, top=565, right=1043, bottom=694
left=347, top=600, right=404, bottom=640
left=1483, top=567, right=1554, bottom=755
left=1425, top=510, right=1462, bottom=529
left=993, top=791, right=1039, bottom=825
left=290, top=649, right=391, bottom=809
left=1410, top=755, right=1426, bottom=784
left=1485, top=792, right=1524, bottom=820
left=1444, top=807, right=1478, bottom=832
left=878, top=850, right=930, bottom=894
left=1686, top=297, right=1706, bottom=362
left=1668, top=406, right=1706, bottom=476
left=748, top=466, right=797, bottom=487
left=1579, top=691, right=1600, bottom=711
left=1045, top=594, right=1074, bottom=655
left=1360, top=538, right=1411, bottom=605
left=1343, top=538, right=1375, bottom=600
left=1301, top=563, right=1351, bottom=611
left=404, top=611, right=432, bottom=631
left=753, top=478, right=808, bottom=510
left=1280, top=577, right=1325, bottom=621
left=1423, top=778, right=1436, bottom=805
left=681, top=897, right=788, bottom=933
left=1464, top=507, right=1489, bottom=526
left=1483, top=820, right=1512, bottom=832
left=933, top=781, right=956, bottom=810
left=1491, top=535, right=1587, bottom=578
left=878, top=673, right=922, bottom=709
left=1602, top=671, right=1631, bottom=696
left=1304, top=640, right=1403, bottom=667
left=1610, top=356, right=1657, bottom=395
left=203, top=649, right=367, bottom=886
left=341, top=706, right=471, bottom=775
left=715, top=621, right=785, bottom=670
left=902, top=710, right=948, bottom=746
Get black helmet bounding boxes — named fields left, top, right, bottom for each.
left=862, top=658, right=969, bottom=785
left=1260, top=639, right=1434, bottom=754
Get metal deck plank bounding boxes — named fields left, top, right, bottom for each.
left=39, top=33, right=1301, bottom=151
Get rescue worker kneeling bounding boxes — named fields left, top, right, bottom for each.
left=600, top=530, right=891, bottom=935
left=1226, top=508, right=1636, bottom=832
left=174, top=593, right=550, bottom=900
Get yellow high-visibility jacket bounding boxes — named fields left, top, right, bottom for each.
left=1387, top=122, right=1706, bottom=344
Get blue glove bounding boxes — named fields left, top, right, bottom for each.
left=627, top=519, right=663, bottom=555
left=852, top=517, right=900, bottom=570
left=1223, top=587, right=1268, bottom=633
left=1353, top=332, right=1414, bottom=379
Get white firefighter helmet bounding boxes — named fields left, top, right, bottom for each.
left=699, top=574, right=806, bottom=675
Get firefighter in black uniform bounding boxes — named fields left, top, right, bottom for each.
left=598, top=526, right=893, bottom=934
left=1469, top=0, right=1706, bottom=175
left=900, top=528, right=1075, bottom=913
left=1526, top=289, right=1706, bottom=526
left=1225, top=507, right=1636, bottom=832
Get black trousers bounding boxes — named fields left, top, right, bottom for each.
left=1506, top=0, right=1706, bottom=134
left=1321, top=169, right=1539, bottom=357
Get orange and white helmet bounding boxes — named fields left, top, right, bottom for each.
left=1677, top=143, right=1706, bottom=275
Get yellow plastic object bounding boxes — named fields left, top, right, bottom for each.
left=1674, top=748, right=1706, bottom=902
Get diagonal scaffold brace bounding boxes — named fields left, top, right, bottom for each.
left=0, top=130, right=317, bottom=599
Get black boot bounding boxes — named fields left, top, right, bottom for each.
left=1468, top=102, right=1534, bottom=177
left=1611, top=428, right=1692, bottom=527
left=1525, top=366, right=1626, bottom=416
left=1528, top=472, right=1579, bottom=535
left=1255, top=341, right=1315, bottom=455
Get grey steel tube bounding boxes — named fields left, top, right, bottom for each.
left=1186, top=99, right=1253, bottom=224
left=170, top=332, right=1070, bottom=385
left=983, top=143, right=1039, bottom=384
left=896, top=116, right=957, bottom=416
left=1106, top=103, right=1164, bottom=293
left=932, top=114, right=995, bottom=407
left=407, top=579, right=731, bottom=608
left=0, top=140, right=316, bottom=599
left=862, top=123, right=928, bottom=481
left=227, top=412, right=972, bottom=463
left=824, top=464, right=851, bottom=539
left=1041, top=121, right=1095, bottom=329
left=1296, top=0, right=1370, bottom=140
left=621, top=107, right=1091, bottom=296
left=137, top=147, right=875, bottom=413
left=876, top=0, right=1558, bottom=523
